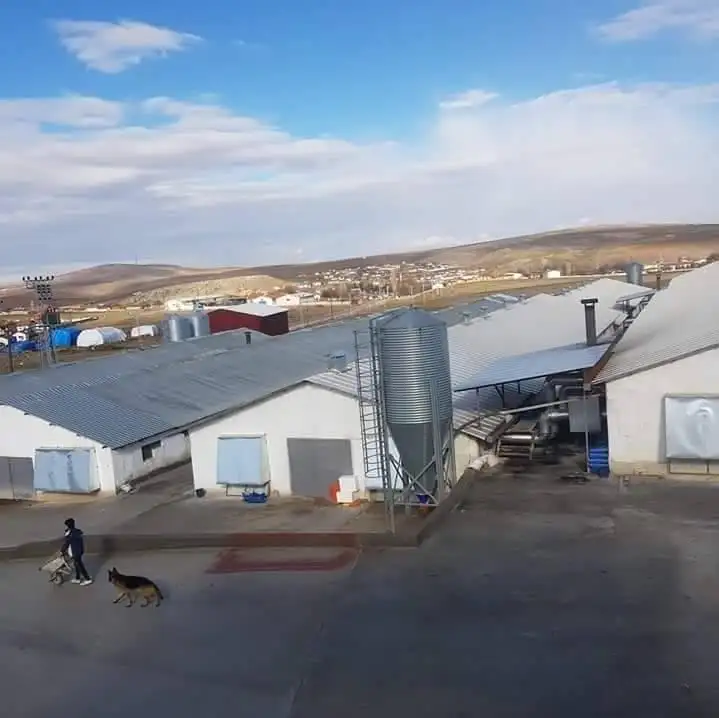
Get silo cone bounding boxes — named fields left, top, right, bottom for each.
left=387, top=420, right=451, bottom=496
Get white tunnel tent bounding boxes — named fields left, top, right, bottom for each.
left=130, top=324, right=160, bottom=338
left=76, top=327, right=127, bottom=348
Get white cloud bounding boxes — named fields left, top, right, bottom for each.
left=439, top=89, right=498, bottom=110
left=597, top=0, right=719, bottom=41
left=52, top=19, right=201, bottom=73
left=1, top=82, right=719, bottom=269
left=0, top=96, right=123, bottom=128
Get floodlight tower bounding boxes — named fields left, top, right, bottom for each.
left=22, top=275, right=56, bottom=366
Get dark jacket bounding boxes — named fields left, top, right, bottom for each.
left=61, top=527, right=85, bottom=558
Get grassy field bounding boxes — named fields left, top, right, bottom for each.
left=287, top=276, right=589, bottom=327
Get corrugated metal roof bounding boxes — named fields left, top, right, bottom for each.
left=454, top=342, right=610, bottom=391
left=210, top=303, right=288, bottom=317
left=0, top=277, right=634, bottom=449
left=595, top=262, right=719, bottom=384
left=310, top=278, right=634, bottom=440
left=0, top=294, right=529, bottom=448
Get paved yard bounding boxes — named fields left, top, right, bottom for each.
left=3, top=469, right=719, bottom=717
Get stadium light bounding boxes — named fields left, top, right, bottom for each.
left=22, top=274, right=56, bottom=365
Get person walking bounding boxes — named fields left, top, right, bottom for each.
left=61, top=518, right=92, bottom=586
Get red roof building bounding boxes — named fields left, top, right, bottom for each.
left=206, top=304, right=290, bottom=336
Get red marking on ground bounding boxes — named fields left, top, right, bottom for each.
left=206, top=548, right=358, bottom=574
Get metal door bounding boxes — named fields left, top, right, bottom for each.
left=287, top=438, right=353, bottom=498
left=0, top=457, right=34, bottom=500
left=34, top=449, right=97, bottom=493
left=216, top=436, right=267, bottom=486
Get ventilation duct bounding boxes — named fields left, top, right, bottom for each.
left=581, top=298, right=598, bottom=346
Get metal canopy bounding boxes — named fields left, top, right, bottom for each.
left=454, top=342, right=610, bottom=392
left=612, top=287, right=655, bottom=307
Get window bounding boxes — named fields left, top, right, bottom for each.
left=141, top=441, right=161, bottom=462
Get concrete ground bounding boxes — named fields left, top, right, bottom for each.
left=4, top=461, right=719, bottom=717
left=0, top=462, right=425, bottom=556
left=0, top=464, right=194, bottom=549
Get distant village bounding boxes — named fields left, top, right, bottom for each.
left=148, top=254, right=710, bottom=312
left=1, top=255, right=713, bottom=316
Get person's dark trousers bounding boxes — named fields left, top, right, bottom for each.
left=73, top=556, right=91, bottom=581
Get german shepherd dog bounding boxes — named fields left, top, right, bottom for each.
left=108, top=567, right=163, bottom=607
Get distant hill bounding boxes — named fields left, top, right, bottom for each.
left=0, top=263, right=282, bottom=307
left=1, top=224, right=717, bottom=307
left=250, top=223, right=719, bottom=278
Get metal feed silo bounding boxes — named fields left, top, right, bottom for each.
left=165, top=315, right=194, bottom=342
left=375, top=308, right=453, bottom=495
left=189, top=311, right=210, bottom=338
left=626, top=262, right=644, bottom=286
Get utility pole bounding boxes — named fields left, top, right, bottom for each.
left=0, top=300, right=14, bottom=373
left=22, top=275, right=56, bottom=367
left=1, top=323, right=15, bottom=373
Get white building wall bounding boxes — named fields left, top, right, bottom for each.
left=165, top=299, right=195, bottom=312
left=454, top=433, right=482, bottom=477
left=190, top=384, right=365, bottom=496
left=190, top=383, right=479, bottom=497
left=606, top=347, right=719, bottom=477
left=112, top=432, right=190, bottom=487
left=0, top=405, right=115, bottom=492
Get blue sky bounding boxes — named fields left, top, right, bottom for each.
left=0, top=0, right=718, bottom=274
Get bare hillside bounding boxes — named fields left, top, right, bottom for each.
left=0, top=263, right=282, bottom=307
left=253, top=224, right=719, bottom=278
left=1, top=223, right=717, bottom=308
left=426, top=224, right=719, bottom=272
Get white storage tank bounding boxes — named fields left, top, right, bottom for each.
left=76, top=327, right=127, bottom=348
left=189, top=311, right=210, bottom=338
left=130, top=324, right=159, bottom=339
left=164, top=315, right=194, bottom=343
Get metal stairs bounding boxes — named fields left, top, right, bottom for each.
left=353, top=331, right=388, bottom=484
left=496, top=419, right=540, bottom=461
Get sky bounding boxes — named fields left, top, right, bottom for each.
left=1, top=0, right=719, bottom=274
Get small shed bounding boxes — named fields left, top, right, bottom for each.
left=76, top=327, right=127, bottom=348
left=130, top=324, right=159, bottom=339
left=207, top=304, right=289, bottom=336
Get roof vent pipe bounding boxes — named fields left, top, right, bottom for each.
left=244, top=331, right=252, bottom=345
left=461, top=311, right=471, bottom=325
left=581, top=298, right=598, bottom=347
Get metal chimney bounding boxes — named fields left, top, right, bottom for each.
left=625, top=262, right=644, bottom=286
left=581, top=298, right=598, bottom=346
